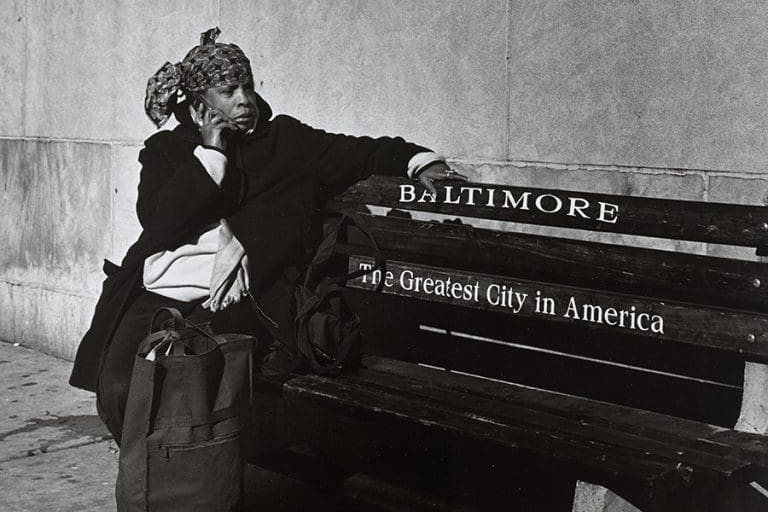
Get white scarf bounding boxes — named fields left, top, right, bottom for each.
left=202, top=219, right=250, bottom=312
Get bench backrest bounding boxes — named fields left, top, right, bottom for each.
left=327, top=174, right=768, bottom=428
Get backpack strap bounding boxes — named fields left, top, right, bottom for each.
left=304, top=208, right=384, bottom=289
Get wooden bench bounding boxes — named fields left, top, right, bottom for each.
left=249, top=173, right=768, bottom=511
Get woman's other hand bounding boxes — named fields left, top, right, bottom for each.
left=416, top=162, right=469, bottom=196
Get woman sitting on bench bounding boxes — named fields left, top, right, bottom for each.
left=68, top=27, right=466, bottom=446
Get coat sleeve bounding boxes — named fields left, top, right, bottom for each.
left=135, top=132, right=225, bottom=244
left=286, top=116, right=430, bottom=199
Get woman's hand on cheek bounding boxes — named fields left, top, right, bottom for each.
left=196, top=104, right=238, bottom=151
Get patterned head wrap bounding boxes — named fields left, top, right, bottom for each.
left=144, top=27, right=254, bottom=127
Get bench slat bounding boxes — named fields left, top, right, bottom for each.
left=347, top=256, right=768, bottom=358
left=336, top=214, right=768, bottom=312
left=332, top=175, right=768, bottom=247
left=360, top=357, right=768, bottom=469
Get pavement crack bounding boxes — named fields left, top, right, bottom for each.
left=0, top=416, right=65, bottom=442
left=0, top=414, right=113, bottom=464
left=0, top=436, right=113, bottom=464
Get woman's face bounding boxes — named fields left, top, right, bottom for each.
left=199, top=82, right=259, bottom=132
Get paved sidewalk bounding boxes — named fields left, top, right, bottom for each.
left=0, top=341, right=118, bottom=511
left=0, top=341, right=367, bottom=512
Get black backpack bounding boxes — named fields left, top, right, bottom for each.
left=294, top=208, right=383, bottom=376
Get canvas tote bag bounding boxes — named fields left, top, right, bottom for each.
left=116, top=307, right=256, bottom=512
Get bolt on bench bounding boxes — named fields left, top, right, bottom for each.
left=250, top=174, right=768, bottom=512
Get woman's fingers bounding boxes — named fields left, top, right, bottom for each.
left=194, top=104, right=206, bottom=126
left=205, top=110, right=238, bottom=130
left=419, top=175, right=438, bottom=196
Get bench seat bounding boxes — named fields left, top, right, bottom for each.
left=280, top=356, right=768, bottom=511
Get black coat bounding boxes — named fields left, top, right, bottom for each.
left=69, top=96, right=427, bottom=391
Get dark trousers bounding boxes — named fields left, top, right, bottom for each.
left=96, top=289, right=267, bottom=446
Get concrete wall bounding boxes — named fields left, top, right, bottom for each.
left=3, top=0, right=768, bottom=359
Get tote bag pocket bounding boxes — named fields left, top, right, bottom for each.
left=147, top=432, right=245, bottom=512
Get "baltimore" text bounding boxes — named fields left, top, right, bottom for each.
left=399, top=184, right=620, bottom=224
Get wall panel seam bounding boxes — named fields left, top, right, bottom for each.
left=109, top=146, right=115, bottom=263
left=0, top=135, right=142, bottom=147
left=0, top=279, right=97, bottom=300
left=703, top=171, right=710, bottom=203
left=21, top=0, right=27, bottom=135
left=448, top=157, right=768, bottom=179
left=504, top=0, right=512, bottom=160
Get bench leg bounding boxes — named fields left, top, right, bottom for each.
left=733, top=362, right=768, bottom=510
left=572, top=481, right=641, bottom=512
left=735, top=362, right=768, bottom=434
